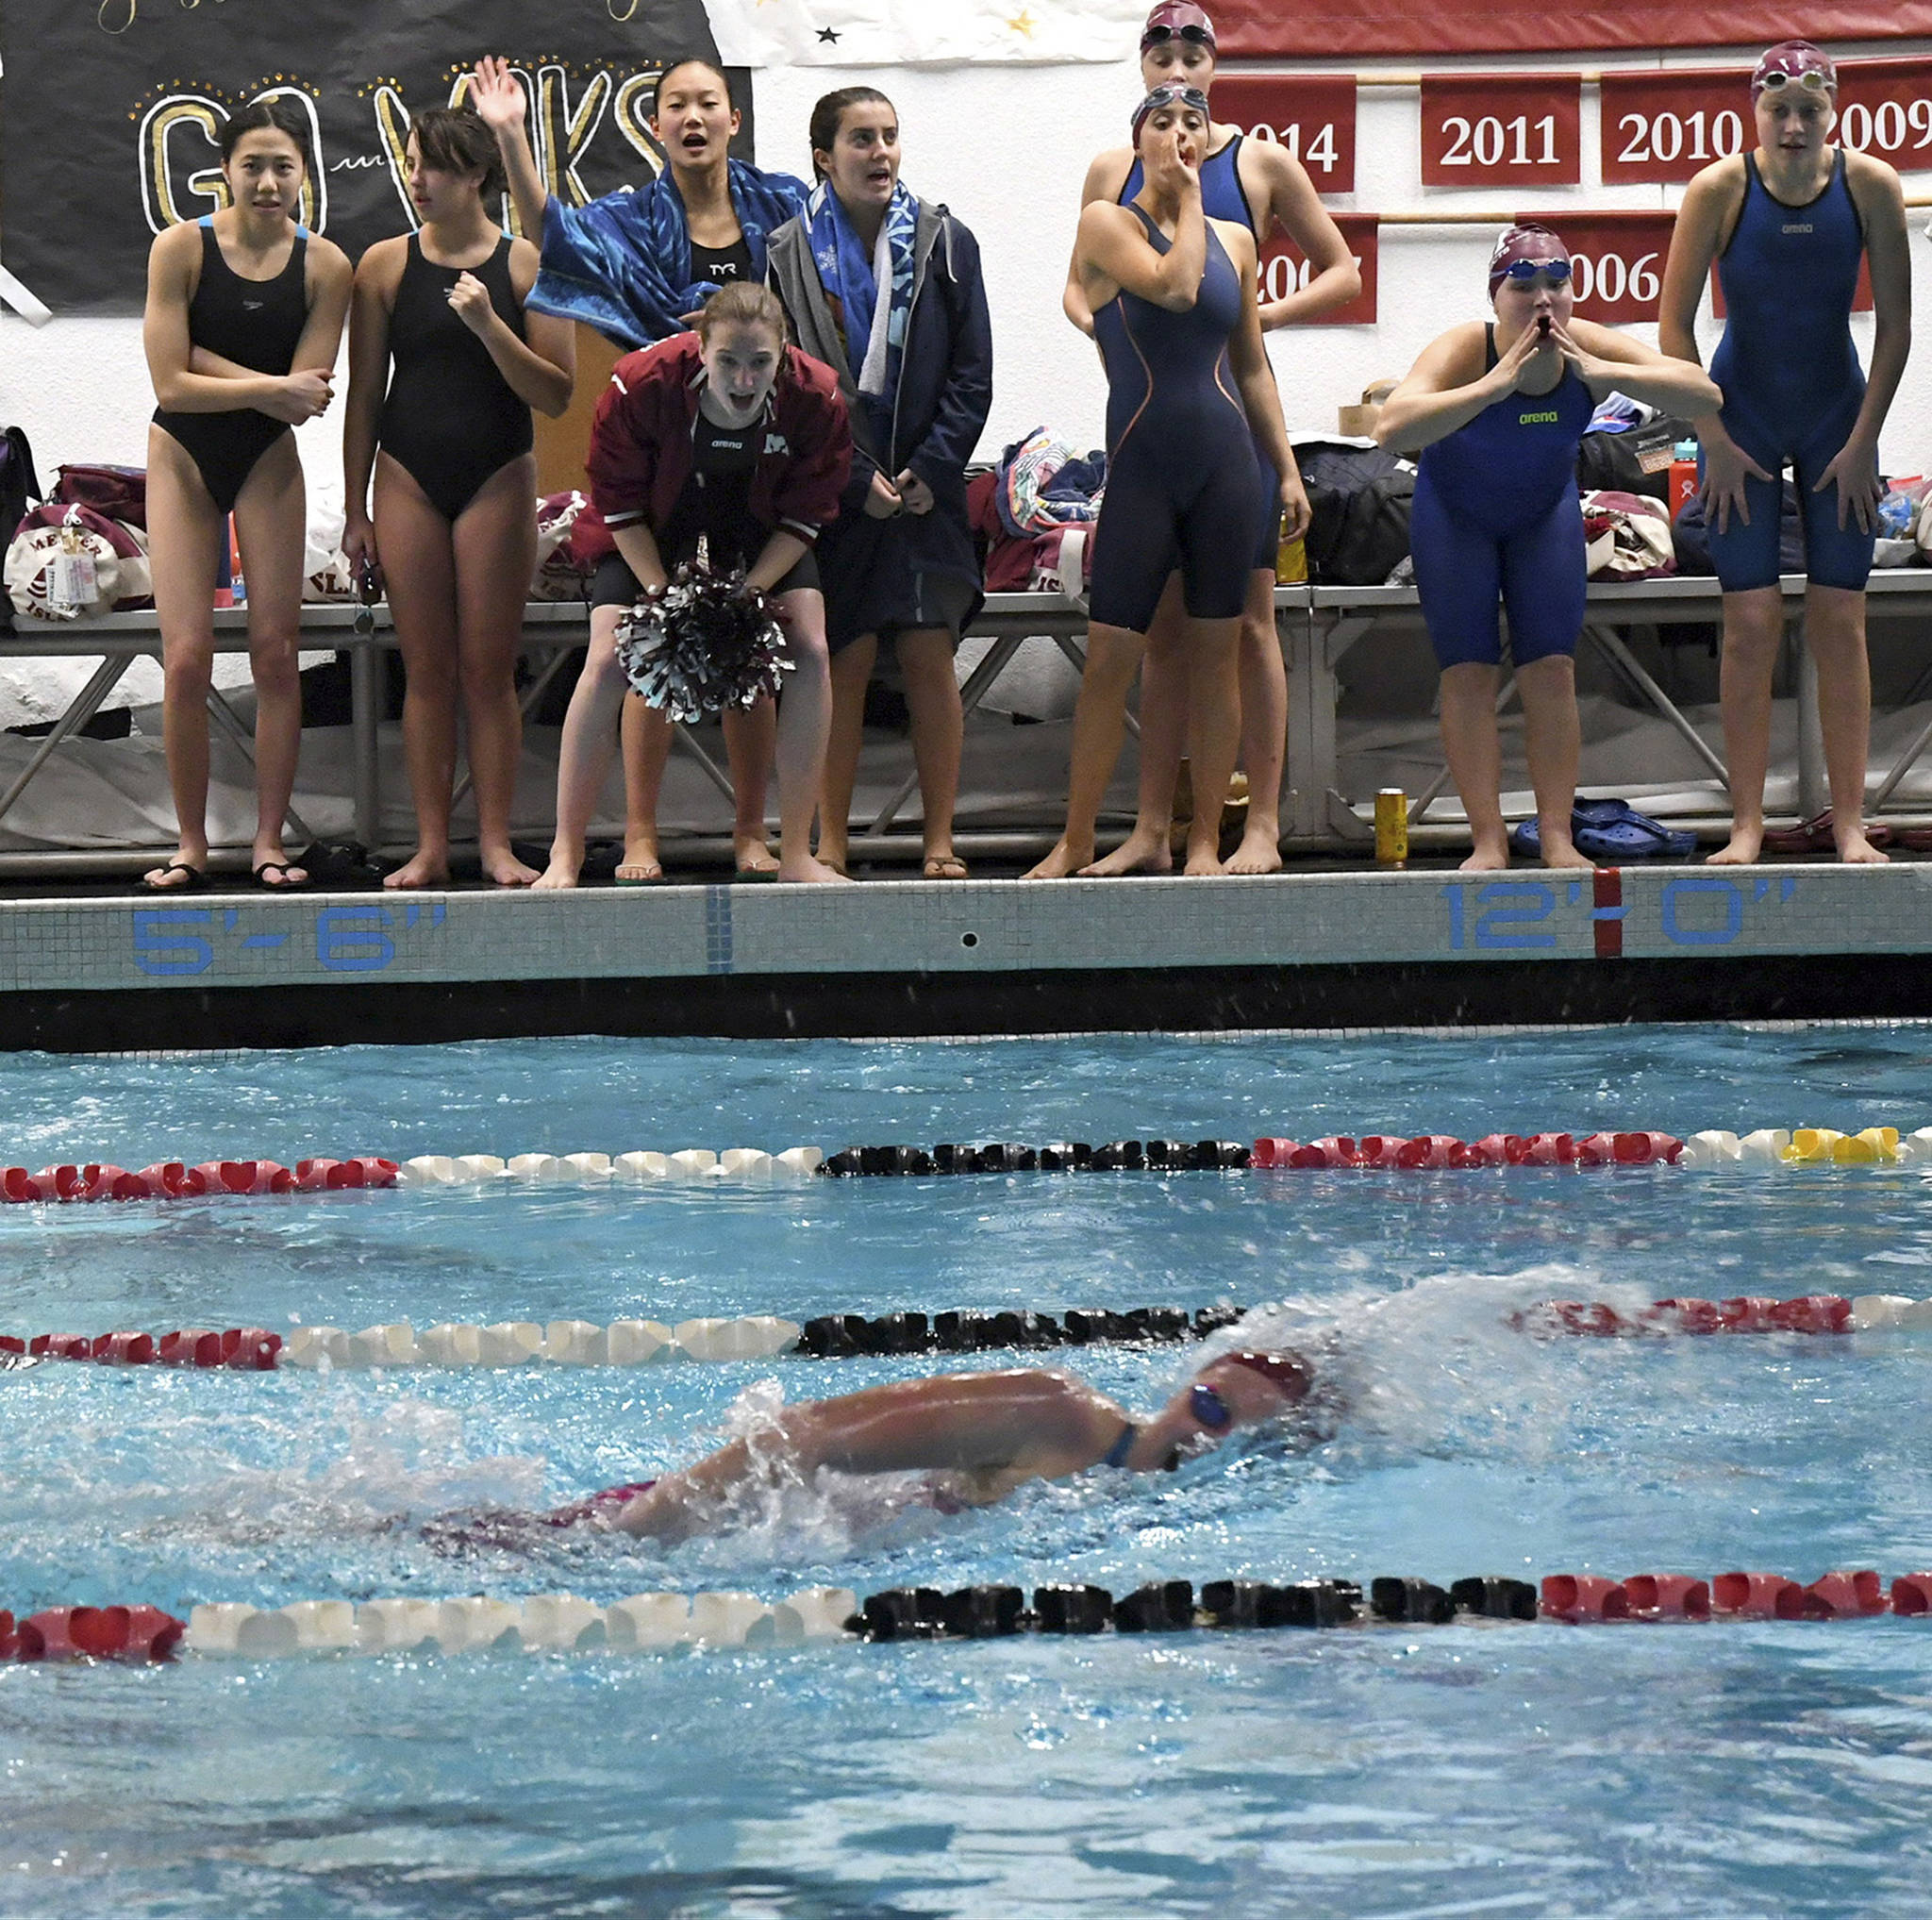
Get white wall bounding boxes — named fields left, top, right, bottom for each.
left=3, top=41, right=1929, bottom=509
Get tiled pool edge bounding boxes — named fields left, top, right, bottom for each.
left=3, top=865, right=1928, bottom=1048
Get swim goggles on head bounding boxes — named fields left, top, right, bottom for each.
left=1131, top=84, right=1212, bottom=142
left=1752, top=42, right=1837, bottom=98
left=1142, top=21, right=1215, bottom=47
left=1495, top=257, right=1573, bottom=285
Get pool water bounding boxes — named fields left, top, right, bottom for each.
left=3, top=1026, right=1932, bottom=1918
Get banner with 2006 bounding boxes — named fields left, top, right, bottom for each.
left=0, top=0, right=746, bottom=314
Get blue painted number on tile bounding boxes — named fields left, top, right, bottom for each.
left=1660, top=877, right=1743, bottom=945
left=317, top=906, right=395, bottom=972
left=1475, top=882, right=1557, bottom=948
left=133, top=909, right=214, bottom=976
left=1441, top=881, right=1558, bottom=950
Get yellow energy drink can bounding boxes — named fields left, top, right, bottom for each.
left=1275, top=530, right=1307, bottom=584
left=1374, top=789, right=1408, bottom=864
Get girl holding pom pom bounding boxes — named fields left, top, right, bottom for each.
left=533, top=284, right=853, bottom=887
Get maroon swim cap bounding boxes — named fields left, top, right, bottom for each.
left=1487, top=222, right=1568, bottom=295
left=1141, top=2, right=1215, bottom=52
left=1221, top=1349, right=1313, bottom=1403
left=1752, top=41, right=1837, bottom=99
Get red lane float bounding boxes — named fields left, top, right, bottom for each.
left=1251, top=1132, right=1681, bottom=1170
left=0, top=1157, right=397, bottom=1204
left=1891, top=1576, right=1932, bottom=1615
left=1624, top=1575, right=1711, bottom=1620
left=1544, top=1570, right=1905, bottom=1625
left=1541, top=1575, right=1631, bottom=1622
left=10, top=1605, right=185, bottom=1662
left=1, top=1327, right=281, bottom=1368
left=1512, top=1294, right=1857, bottom=1339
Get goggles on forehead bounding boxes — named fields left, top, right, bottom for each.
left=1131, top=84, right=1212, bottom=142
left=1496, top=257, right=1572, bottom=285
left=1756, top=68, right=1835, bottom=96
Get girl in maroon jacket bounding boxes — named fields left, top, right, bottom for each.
left=534, top=283, right=853, bottom=887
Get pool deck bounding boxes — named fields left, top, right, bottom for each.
left=2, top=854, right=1929, bottom=1049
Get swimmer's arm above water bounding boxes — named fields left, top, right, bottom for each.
left=612, top=1370, right=1127, bottom=1540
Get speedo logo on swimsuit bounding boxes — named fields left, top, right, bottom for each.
left=1782, top=223, right=1814, bottom=234
left=1519, top=409, right=1561, bottom=426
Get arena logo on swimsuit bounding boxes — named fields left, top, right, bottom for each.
left=1519, top=409, right=1562, bottom=425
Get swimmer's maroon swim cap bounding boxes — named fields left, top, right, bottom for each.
left=1752, top=41, right=1837, bottom=99
left=1141, top=2, right=1215, bottom=52
left=1487, top=222, right=1568, bottom=295
left=1222, top=1349, right=1313, bottom=1402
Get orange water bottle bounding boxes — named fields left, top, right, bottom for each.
left=1669, top=439, right=1699, bottom=524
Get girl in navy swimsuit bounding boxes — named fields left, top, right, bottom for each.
left=1660, top=42, right=1912, bottom=867
left=142, top=100, right=352, bottom=893
left=343, top=108, right=575, bottom=891
left=1379, top=225, right=1719, bottom=872
left=1033, top=85, right=1298, bottom=881
left=1042, top=0, right=1349, bottom=880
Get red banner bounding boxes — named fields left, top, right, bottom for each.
left=1602, top=57, right=1932, bottom=185
left=1210, top=75, right=1357, bottom=195
left=1837, top=58, right=1932, bottom=175
left=1258, top=213, right=1379, bottom=325
left=1423, top=75, right=1580, bottom=188
left=1600, top=71, right=1751, bottom=186
left=1213, top=2, right=1932, bottom=58
left=1515, top=209, right=1675, bottom=323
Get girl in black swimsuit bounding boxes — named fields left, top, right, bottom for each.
left=142, top=99, right=353, bottom=892
left=342, top=108, right=575, bottom=890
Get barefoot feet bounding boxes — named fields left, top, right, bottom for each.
left=1079, top=826, right=1172, bottom=877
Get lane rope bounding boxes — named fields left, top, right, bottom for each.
left=10, top=1292, right=1932, bottom=1374
left=8, top=1128, right=1932, bottom=1208
left=11, top=1567, right=1931, bottom=1665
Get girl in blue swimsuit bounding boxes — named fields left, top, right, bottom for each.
left=1380, top=225, right=1719, bottom=870
left=1040, top=0, right=1347, bottom=879
left=1660, top=42, right=1913, bottom=866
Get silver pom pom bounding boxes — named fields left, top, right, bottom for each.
left=613, top=542, right=791, bottom=723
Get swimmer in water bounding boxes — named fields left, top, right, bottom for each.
left=576, top=1346, right=1318, bottom=1544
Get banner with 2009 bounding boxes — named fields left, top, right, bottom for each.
left=0, top=0, right=748, bottom=314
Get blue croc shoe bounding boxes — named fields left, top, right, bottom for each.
left=1508, top=801, right=1697, bottom=862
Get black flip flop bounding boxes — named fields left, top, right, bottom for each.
left=251, top=860, right=312, bottom=892
left=140, top=861, right=208, bottom=894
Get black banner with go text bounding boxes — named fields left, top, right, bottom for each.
left=0, top=0, right=749, bottom=314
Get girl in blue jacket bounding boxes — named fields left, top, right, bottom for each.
left=473, top=55, right=808, bottom=881
left=767, top=88, right=994, bottom=879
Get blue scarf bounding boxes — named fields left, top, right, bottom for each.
left=532, top=159, right=808, bottom=349
left=806, top=178, right=918, bottom=443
